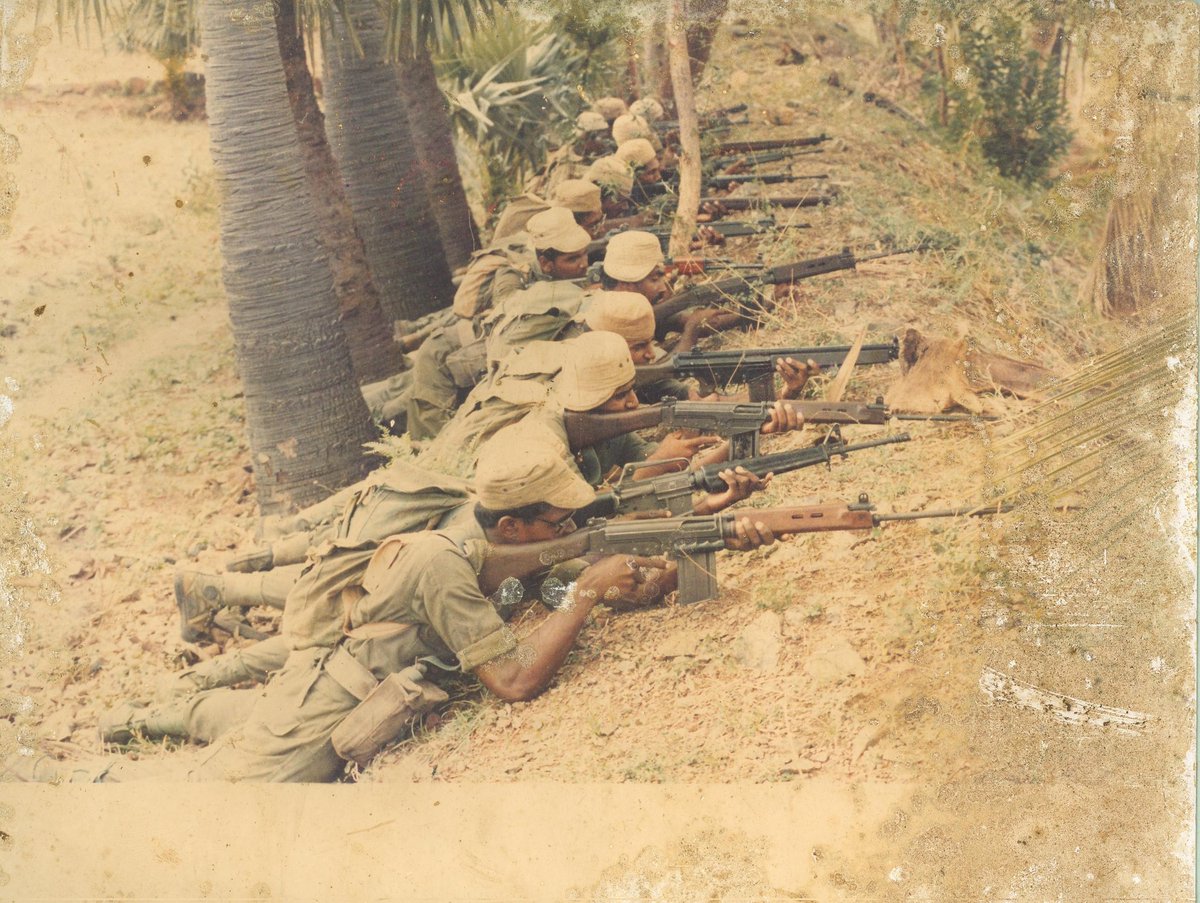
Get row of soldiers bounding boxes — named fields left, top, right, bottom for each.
left=8, top=93, right=832, bottom=783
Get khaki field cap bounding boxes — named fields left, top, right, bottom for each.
left=525, top=206, right=591, bottom=254
left=575, top=110, right=609, bottom=133
left=585, top=292, right=656, bottom=341
left=615, top=138, right=657, bottom=168
left=629, top=97, right=664, bottom=122
left=603, top=230, right=664, bottom=282
left=553, top=331, right=636, bottom=411
left=551, top=179, right=602, bottom=214
left=594, top=96, right=629, bottom=122
left=612, top=113, right=653, bottom=145
left=475, top=426, right=594, bottom=511
left=584, top=156, right=634, bottom=196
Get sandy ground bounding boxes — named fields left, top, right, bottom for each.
left=0, top=12, right=1195, bottom=902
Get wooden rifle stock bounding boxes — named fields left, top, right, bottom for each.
left=562, top=406, right=666, bottom=452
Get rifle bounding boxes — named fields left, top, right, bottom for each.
left=715, top=135, right=831, bottom=153
left=698, top=194, right=837, bottom=210
left=478, top=494, right=1009, bottom=604
left=562, top=398, right=779, bottom=459
left=651, top=245, right=925, bottom=331
left=654, top=103, right=750, bottom=132
left=705, top=172, right=829, bottom=189
left=708, top=147, right=825, bottom=171
left=585, top=218, right=810, bottom=264
left=576, top=430, right=911, bottom=517
left=665, top=258, right=768, bottom=276
left=635, top=338, right=900, bottom=401
left=783, top=398, right=999, bottom=425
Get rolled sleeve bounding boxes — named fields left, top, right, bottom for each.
left=416, top=550, right=517, bottom=671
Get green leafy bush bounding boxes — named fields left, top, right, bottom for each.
left=929, top=13, right=1071, bottom=184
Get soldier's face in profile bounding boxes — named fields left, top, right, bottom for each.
left=596, top=381, right=639, bottom=414
left=627, top=339, right=656, bottom=365
left=633, top=266, right=670, bottom=303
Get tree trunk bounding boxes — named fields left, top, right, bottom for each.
left=685, top=0, right=727, bottom=82
left=275, top=0, right=405, bottom=384
left=395, top=45, right=478, bottom=271
left=667, top=0, right=702, bottom=258
left=657, top=0, right=727, bottom=113
left=199, top=0, right=379, bottom=516
left=322, top=0, right=454, bottom=321
left=623, top=32, right=641, bottom=99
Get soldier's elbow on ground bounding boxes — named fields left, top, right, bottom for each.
left=475, top=660, right=546, bottom=704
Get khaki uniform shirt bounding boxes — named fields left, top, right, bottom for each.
left=485, top=281, right=586, bottom=368
left=343, top=525, right=517, bottom=678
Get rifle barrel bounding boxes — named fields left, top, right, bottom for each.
left=716, top=135, right=831, bottom=153
left=701, top=195, right=837, bottom=209
left=876, top=504, right=1014, bottom=521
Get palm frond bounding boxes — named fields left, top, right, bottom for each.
left=381, top=0, right=497, bottom=61
left=112, top=0, right=196, bottom=59
left=989, top=312, right=1196, bottom=512
left=437, top=8, right=588, bottom=197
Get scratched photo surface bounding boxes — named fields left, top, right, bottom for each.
left=0, top=0, right=1195, bottom=898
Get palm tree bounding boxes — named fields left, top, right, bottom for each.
left=322, top=0, right=455, bottom=322
left=199, top=0, right=379, bottom=514
left=275, top=0, right=406, bottom=382
left=395, top=44, right=478, bottom=269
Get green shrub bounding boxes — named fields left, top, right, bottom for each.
left=929, top=13, right=1072, bottom=184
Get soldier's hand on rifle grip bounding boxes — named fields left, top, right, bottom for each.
left=725, top=516, right=777, bottom=551
left=695, top=467, right=772, bottom=515
left=759, top=400, right=804, bottom=434
left=577, top=555, right=671, bottom=606
left=605, top=562, right=679, bottom=610
left=777, top=357, right=821, bottom=400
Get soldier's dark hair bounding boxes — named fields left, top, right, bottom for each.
left=537, top=247, right=569, bottom=261
left=474, top=500, right=553, bottom=529
left=599, top=272, right=621, bottom=290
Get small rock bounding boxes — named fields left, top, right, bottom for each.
left=733, top=611, right=782, bottom=671
left=804, top=636, right=866, bottom=684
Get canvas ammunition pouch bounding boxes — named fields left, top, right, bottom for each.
left=327, top=650, right=449, bottom=767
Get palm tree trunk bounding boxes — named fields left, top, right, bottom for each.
left=322, top=0, right=454, bottom=321
left=274, top=0, right=405, bottom=383
left=667, top=0, right=702, bottom=259
left=395, top=45, right=478, bottom=270
left=199, top=0, right=379, bottom=516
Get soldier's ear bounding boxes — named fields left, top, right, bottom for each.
left=495, top=515, right=523, bottom=542
left=537, top=254, right=554, bottom=275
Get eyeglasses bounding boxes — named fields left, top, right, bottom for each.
left=532, top=512, right=576, bottom=535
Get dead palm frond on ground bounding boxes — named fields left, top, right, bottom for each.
left=986, top=311, right=1196, bottom=579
